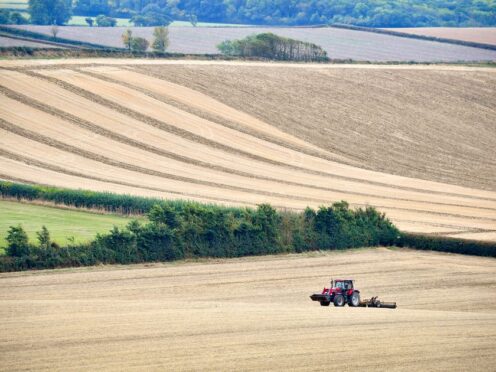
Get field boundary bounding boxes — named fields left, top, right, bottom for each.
left=330, top=24, right=496, bottom=52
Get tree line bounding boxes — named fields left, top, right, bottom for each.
left=0, top=191, right=400, bottom=272
left=20, top=0, right=496, bottom=27
left=218, top=33, right=328, bottom=62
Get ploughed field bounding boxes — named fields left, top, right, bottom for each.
left=0, top=60, right=495, bottom=241
left=6, top=25, right=496, bottom=62
left=1, top=248, right=495, bottom=371
left=384, top=27, right=496, bottom=46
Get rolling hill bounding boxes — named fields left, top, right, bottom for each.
left=0, top=59, right=495, bottom=241
left=6, top=25, right=496, bottom=62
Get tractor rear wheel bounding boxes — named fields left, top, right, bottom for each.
left=333, top=294, right=345, bottom=307
left=320, top=301, right=330, bottom=306
left=349, top=292, right=360, bottom=307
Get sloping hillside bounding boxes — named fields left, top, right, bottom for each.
left=0, top=60, right=495, bottom=240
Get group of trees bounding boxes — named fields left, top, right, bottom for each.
left=0, top=200, right=399, bottom=272
left=30, top=0, right=496, bottom=27
left=0, top=10, right=29, bottom=25
left=121, top=26, right=169, bottom=52
left=17, top=0, right=496, bottom=27
left=218, top=33, right=328, bottom=61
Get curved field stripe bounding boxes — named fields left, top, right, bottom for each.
left=0, top=158, right=252, bottom=208
left=3, top=69, right=495, bottom=204
left=2, top=110, right=495, bottom=222
left=2, top=150, right=494, bottom=234
left=3, top=123, right=496, bottom=231
left=1, top=80, right=492, bottom=211
left=33, top=68, right=496, bottom=201
left=0, top=130, right=319, bottom=209
left=81, top=66, right=347, bottom=164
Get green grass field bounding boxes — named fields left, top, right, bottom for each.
left=68, top=16, right=132, bottom=27
left=0, top=200, right=143, bottom=253
left=0, top=0, right=27, bottom=10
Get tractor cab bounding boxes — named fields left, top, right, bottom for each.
left=312, top=278, right=360, bottom=307
left=333, top=279, right=354, bottom=291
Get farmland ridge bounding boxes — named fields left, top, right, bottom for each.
left=0, top=60, right=495, bottom=241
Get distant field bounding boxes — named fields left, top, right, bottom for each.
left=0, top=200, right=140, bottom=250
left=0, top=0, right=27, bottom=10
left=385, top=27, right=496, bottom=46
left=0, top=35, right=60, bottom=48
left=68, top=16, right=132, bottom=27
left=1, top=248, right=495, bottom=370
left=7, top=25, right=496, bottom=61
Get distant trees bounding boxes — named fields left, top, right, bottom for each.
left=95, top=14, right=117, bottom=26
left=0, top=10, right=28, bottom=24
left=121, top=29, right=149, bottom=52
left=28, top=0, right=72, bottom=25
left=152, top=26, right=169, bottom=52
left=121, top=29, right=133, bottom=50
left=218, top=33, right=328, bottom=61
left=66, top=0, right=496, bottom=28
left=50, top=25, right=59, bottom=39
left=130, top=36, right=149, bottom=52
left=130, top=4, right=172, bottom=26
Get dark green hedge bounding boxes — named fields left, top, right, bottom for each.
left=0, top=198, right=399, bottom=271
left=399, top=233, right=496, bottom=258
left=0, top=181, right=174, bottom=214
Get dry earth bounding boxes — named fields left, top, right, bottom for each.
left=385, top=27, right=496, bottom=46
left=0, top=60, right=495, bottom=240
left=0, top=248, right=495, bottom=371
left=6, top=25, right=496, bottom=62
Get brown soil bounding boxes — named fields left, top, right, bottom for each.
left=1, top=248, right=495, bottom=371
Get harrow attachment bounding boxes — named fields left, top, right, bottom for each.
left=358, top=296, right=397, bottom=309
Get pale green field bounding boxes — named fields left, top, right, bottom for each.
left=0, top=200, right=143, bottom=252
left=0, top=0, right=27, bottom=10
left=68, top=16, right=132, bottom=27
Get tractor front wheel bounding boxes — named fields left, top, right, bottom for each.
left=320, top=301, right=330, bottom=307
left=349, top=292, right=360, bottom=307
left=333, top=294, right=345, bottom=307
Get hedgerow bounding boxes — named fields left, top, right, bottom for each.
left=0, top=196, right=399, bottom=271
left=398, top=233, right=496, bottom=258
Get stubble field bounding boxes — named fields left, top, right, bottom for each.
left=0, top=248, right=495, bottom=371
left=0, top=60, right=495, bottom=241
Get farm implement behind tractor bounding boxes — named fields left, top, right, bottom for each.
left=310, top=279, right=397, bottom=309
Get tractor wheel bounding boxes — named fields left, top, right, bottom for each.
left=320, top=301, right=330, bottom=307
left=333, top=294, right=345, bottom=307
left=349, top=292, right=360, bottom=307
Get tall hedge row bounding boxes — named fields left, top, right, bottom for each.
left=0, top=198, right=399, bottom=272
left=0, top=181, right=177, bottom=214
left=398, top=233, right=496, bottom=258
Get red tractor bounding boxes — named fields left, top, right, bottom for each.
left=310, top=279, right=360, bottom=307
